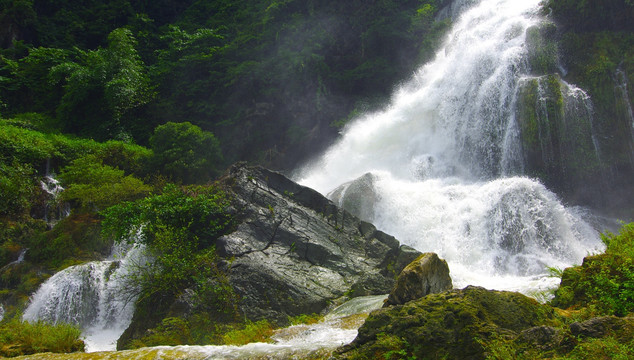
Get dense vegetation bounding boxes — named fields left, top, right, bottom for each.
left=0, top=0, right=632, bottom=357
left=0, top=1, right=451, bottom=352
left=1, top=0, right=450, bottom=170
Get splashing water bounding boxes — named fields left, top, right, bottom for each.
left=297, top=0, right=605, bottom=296
left=40, top=175, right=71, bottom=227
left=23, top=243, right=148, bottom=352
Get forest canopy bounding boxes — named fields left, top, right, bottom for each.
left=0, top=0, right=450, bottom=171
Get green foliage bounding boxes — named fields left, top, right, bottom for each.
left=128, top=317, right=192, bottom=348
left=25, top=213, right=108, bottom=270
left=0, top=122, right=56, bottom=165
left=552, top=223, right=634, bottom=317
left=0, top=318, right=84, bottom=357
left=0, top=160, right=35, bottom=217
left=101, top=183, right=237, bottom=301
left=59, top=155, right=151, bottom=212
left=482, top=329, right=634, bottom=360
left=602, top=222, right=634, bottom=257
left=149, top=121, right=222, bottom=184
left=288, top=313, right=322, bottom=326
left=50, top=28, right=153, bottom=140
left=375, top=333, right=418, bottom=360
left=221, top=320, right=275, bottom=346
left=2, top=0, right=451, bottom=169
left=0, top=121, right=152, bottom=172
left=560, top=336, right=634, bottom=360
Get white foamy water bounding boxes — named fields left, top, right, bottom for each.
left=297, top=0, right=605, bottom=296
left=23, top=243, right=148, bottom=352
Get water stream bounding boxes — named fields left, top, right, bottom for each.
left=297, top=0, right=605, bottom=296
left=20, top=0, right=611, bottom=356
left=23, top=243, right=147, bottom=352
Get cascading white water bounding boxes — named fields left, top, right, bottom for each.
left=23, top=242, right=147, bottom=352
left=40, top=175, right=71, bottom=228
left=297, top=0, right=605, bottom=296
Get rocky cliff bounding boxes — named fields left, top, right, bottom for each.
left=218, top=163, right=421, bottom=322
left=119, top=163, right=421, bottom=346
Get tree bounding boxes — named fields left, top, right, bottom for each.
left=50, top=28, right=153, bottom=140
left=101, top=183, right=237, bottom=303
left=59, top=154, right=152, bottom=212
left=149, top=122, right=223, bottom=184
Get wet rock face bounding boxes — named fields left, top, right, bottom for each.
left=328, top=173, right=378, bottom=223
left=385, top=252, right=453, bottom=306
left=217, top=164, right=421, bottom=324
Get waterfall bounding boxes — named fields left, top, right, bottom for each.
left=22, top=242, right=147, bottom=352
left=297, top=0, right=605, bottom=296
left=40, top=175, right=71, bottom=228
left=615, top=67, right=634, bottom=166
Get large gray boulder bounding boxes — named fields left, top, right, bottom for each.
left=328, top=173, right=378, bottom=223
left=217, top=164, right=421, bottom=323
left=384, top=252, right=452, bottom=306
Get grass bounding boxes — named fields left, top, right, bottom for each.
left=0, top=318, right=84, bottom=357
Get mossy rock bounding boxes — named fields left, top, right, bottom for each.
left=336, top=286, right=560, bottom=360
left=385, top=252, right=452, bottom=306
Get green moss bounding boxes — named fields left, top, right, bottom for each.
left=221, top=320, right=275, bottom=346
left=338, top=286, right=561, bottom=360
left=526, top=23, right=559, bottom=74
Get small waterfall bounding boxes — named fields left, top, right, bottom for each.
left=23, top=242, right=147, bottom=352
left=297, top=0, right=605, bottom=296
left=614, top=67, right=634, bottom=166
left=1, top=248, right=27, bottom=272
left=40, top=175, right=70, bottom=228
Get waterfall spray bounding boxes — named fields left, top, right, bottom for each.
left=298, top=0, right=604, bottom=296
left=23, top=242, right=148, bottom=352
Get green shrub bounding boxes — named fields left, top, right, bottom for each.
left=0, top=161, right=36, bottom=218
left=59, top=155, right=152, bottom=212
left=101, top=183, right=237, bottom=303
left=0, top=124, right=55, bottom=166
left=602, top=222, right=634, bottom=257
left=552, top=223, right=634, bottom=316
left=0, top=319, right=84, bottom=357
left=128, top=317, right=192, bottom=348
left=149, top=121, right=223, bottom=184
left=25, top=213, right=109, bottom=270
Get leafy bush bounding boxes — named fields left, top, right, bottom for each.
left=0, top=161, right=35, bottom=217
left=602, top=222, right=634, bottom=257
left=0, top=121, right=153, bottom=173
left=0, top=319, right=84, bottom=357
left=552, top=223, right=634, bottom=316
left=59, top=155, right=152, bottom=212
left=0, top=123, right=56, bottom=166
left=101, top=183, right=237, bottom=302
left=25, top=213, right=108, bottom=269
left=128, top=317, right=192, bottom=348
left=149, top=121, right=223, bottom=184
